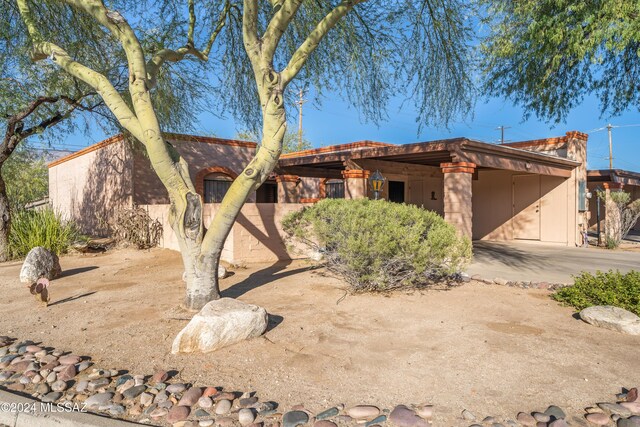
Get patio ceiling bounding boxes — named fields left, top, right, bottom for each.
left=278, top=138, right=580, bottom=178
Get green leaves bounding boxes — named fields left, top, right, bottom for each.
left=554, top=270, right=640, bottom=316
left=482, top=0, right=640, bottom=122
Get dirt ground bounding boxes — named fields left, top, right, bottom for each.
left=1, top=248, right=639, bottom=425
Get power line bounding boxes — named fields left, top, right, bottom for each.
left=496, top=125, right=511, bottom=144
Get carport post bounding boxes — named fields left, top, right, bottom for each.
left=276, top=175, right=300, bottom=203
left=440, top=162, right=476, bottom=239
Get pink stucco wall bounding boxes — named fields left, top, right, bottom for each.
left=48, top=137, right=134, bottom=236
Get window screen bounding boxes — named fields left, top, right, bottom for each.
left=325, top=179, right=345, bottom=199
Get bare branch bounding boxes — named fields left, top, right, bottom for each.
left=280, top=0, right=367, bottom=86
left=262, top=0, right=303, bottom=61
left=187, top=0, right=196, bottom=46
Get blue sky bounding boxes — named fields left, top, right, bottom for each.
left=55, top=90, right=639, bottom=172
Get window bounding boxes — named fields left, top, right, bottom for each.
left=256, top=182, right=278, bottom=203
left=325, top=179, right=345, bottom=199
left=203, top=173, right=232, bottom=203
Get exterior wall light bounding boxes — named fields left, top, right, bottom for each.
left=369, top=170, right=386, bottom=200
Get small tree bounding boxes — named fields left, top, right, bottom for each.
left=236, top=128, right=312, bottom=153
left=597, top=189, right=640, bottom=248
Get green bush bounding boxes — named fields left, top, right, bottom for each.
left=282, top=199, right=472, bottom=292
left=553, top=270, right=640, bottom=315
left=9, top=208, right=80, bottom=258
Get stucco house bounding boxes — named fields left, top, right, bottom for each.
left=49, top=130, right=597, bottom=263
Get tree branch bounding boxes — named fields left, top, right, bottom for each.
left=262, top=0, right=304, bottom=61
left=280, top=0, right=366, bottom=86
left=16, top=0, right=144, bottom=141
left=242, top=0, right=260, bottom=66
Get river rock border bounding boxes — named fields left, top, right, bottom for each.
left=468, top=275, right=571, bottom=291
left=1, top=335, right=638, bottom=427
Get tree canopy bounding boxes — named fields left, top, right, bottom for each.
left=482, top=0, right=640, bottom=122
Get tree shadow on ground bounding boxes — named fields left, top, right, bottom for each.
left=221, top=262, right=320, bottom=299
left=472, top=241, right=550, bottom=269
left=59, top=266, right=99, bottom=278
left=48, top=291, right=96, bottom=307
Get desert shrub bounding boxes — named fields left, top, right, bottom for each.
left=109, top=206, right=162, bottom=249
left=553, top=270, right=640, bottom=315
left=596, top=189, right=640, bottom=248
left=282, top=199, right=472, bottom=292
left=9, top=208, right=80, bottom=257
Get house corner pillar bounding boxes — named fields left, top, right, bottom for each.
left=276, top=175, right=300, bottom=203
left=441, top=162, right=476, bottom=239
left=342, top=170, right=370, bottom=199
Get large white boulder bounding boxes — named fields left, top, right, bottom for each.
left=172, top=298, right=268, bottom=354
left=19, top=247, right=62, bottom=285
left=579, top=305, right=640, bottom=335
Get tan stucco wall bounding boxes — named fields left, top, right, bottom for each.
left=142, top=203, right=310, bottom=264
left=132, top=138, right=257, bottom=205
left=49, top=139, right=133, bottom=236
left=472, top=170, right=573, bottom=244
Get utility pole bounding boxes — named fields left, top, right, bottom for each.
left=496, top=125, right=511, bottom=144
left=607, top=123, right=613, bottom=169
left=295, top=89, right=307, bottom=151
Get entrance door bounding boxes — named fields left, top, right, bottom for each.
left=388, top=181, right=405, bottom=203
left=512, top=175, right=541, bottom=240
left=408, top=179, right=423, bottom=206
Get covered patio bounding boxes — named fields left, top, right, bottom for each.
left=277, top=132, right=588, bottom=246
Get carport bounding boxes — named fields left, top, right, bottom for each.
left=278, top=131, right=588, bottom=246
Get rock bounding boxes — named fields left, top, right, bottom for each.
left=599, top=403, right=633, bottom=417
left=172, top=298, right=269, bottom=354
left=366, top=416, right=387, bottom=427
left=621, top=403, right=640, bottom=415
left=36, top=383, right=50, bottom=395
left=389, top=405, right=429, bottom=427
left=77, top=361, right=92, bottom=372
left=203, top=387, right=218, bottom=398
left=462, top=410, right=476, bottom=421
left=283, top=411, right=310, bottom=427
left=494, top=277, right=509, bottom=286
left=89, top=378, right=110, bottom=391
left=150, top=407, right=169, bottom=419
left=415, top=405, right=433, bottom=420
left=167, top=383, right=188, bottom=394
left=155, top=390, right=169, bottom=404
left=217, top=417, right=236, bottom=427
left=168, top=405, right=191, bottom=423
left=117, top=378, right=135, bottom=393
left=58, top=355, right=81, bottom=365
left=215, top=399, right=232, bottom=415
left=347, top=406, right=380, bottom=420
left=585, top=413, right=610, bottom=425
left=19, top=246, right=62, bottom=284
left=213, top=392, right=236, bottom=401
left=51, top=379, right=67, bottom=392
left=240, top=408, right=256, bottom=426
left=219, top=266, right=228, bottom=279
left=199, top=396, right=213, bottom=408
left=549, top=420, right=568, bottom=427
left=545, top=406, right=566, bottom=420
left=85, top=392, right=114, bottom=408
left=179, top=387, right=203, bottom=406
left=628, top=388, right=639, bottom=403
left=618, top=417, right=640, bottom=427
left=201, top=421, right=215, bottom=427
left=46, top=371, right=57, bottom=383
left=533, top=412, right=551, bottom=423
left=580, top=306, right=640, bottom=335
left=315, top=422, right=337, bottom=427
left=240, top=397, right=259, bottom=408
left=140, top=392, right=154, bottom=406
left=123, top=384, right=147, bottom=400
left=41, top=392, right=62, bottom=402
left=316, top=408, right=339, bottom=421
left=57, top=364, right=76, bottom=381
left=109, top=405, right=126, bottom=416
left=517, top=413, right=537, bottom=426
left=151, top=370, right=169, bottom=384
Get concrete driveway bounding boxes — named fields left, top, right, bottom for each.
left=467, top=240, right=640, bottom=283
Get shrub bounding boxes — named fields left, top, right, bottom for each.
left=109, top=206, right=162, bottom=249
left=282, top=199, right=472, bottom=292
left=8, top=208, right=80, bottom=258
left=553, top=270, right=640, bottom=315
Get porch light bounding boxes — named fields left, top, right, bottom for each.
left=369, top=170, right=386, bottom=200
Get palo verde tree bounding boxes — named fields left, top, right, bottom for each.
left=1, top=0, right=204, bottom=261
left=482, top=0, right=640, bottom=122
left=17, top=0, right=476, bottom=310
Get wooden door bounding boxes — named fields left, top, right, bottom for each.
left=512, top=175, right=541, bottom=240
